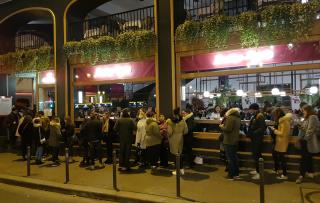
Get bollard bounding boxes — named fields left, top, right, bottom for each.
left=27, top=146, right=31, bottom=176
left=65, top=148, right=70, bottom=184
left=113, top=150, right=118, bottom=190
left=176, top=153, right=181, bottom=198
left=259, top=158, right=265, bottom=203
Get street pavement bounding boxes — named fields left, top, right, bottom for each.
left=0, top=152, right=319, bottom=203
left=0, top=183, right=115, bottom=203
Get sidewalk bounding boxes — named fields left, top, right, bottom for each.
left=0, top=152, right=319, bottom=203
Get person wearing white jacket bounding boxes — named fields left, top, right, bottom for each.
left=135, top=111, right=147, bottom=167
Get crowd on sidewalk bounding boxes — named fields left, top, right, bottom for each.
left=4, top=102, right=320, bottom=184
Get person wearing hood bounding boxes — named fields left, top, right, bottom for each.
left=219, top=108, right=241, bottom=180
left=145, top=111, right=162, bottom=174
left=270, top=108, right=292, bottom=180
left=135, top=110, right=147, bottom=167
left=248, top=103, right=266, bottom=180
left=167, top=108, right=188, bottom=175
left=33, top=117, right=46, bottom=164
left=48, top=117, right=62, bottom=165
left=182, top=108, right=195, bottom=168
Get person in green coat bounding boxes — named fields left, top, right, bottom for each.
left=220, top=108, right=241, bottom=180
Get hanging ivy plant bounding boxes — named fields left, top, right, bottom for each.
left=236, top=11, right=260, bottom=48
left=133, top=30, right=156, bottom=57
left=0, top=46, right=52, bottom=74
left=176, top=20, right=202, bottom=43
left=80, top=37, right=99, bottom=64
left=64, top=41, right=81, bottom=58
left=96, top=36, right=116, bottom=62
left=202, top=16, right=232, bottom=48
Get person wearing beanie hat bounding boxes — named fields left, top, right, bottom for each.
left=248, top=103, right=266, bottom=180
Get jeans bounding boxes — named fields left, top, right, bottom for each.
left=224, top=144, right=239, bottom=178
left=35, top=146, right=44, bottom=162
left=51, top=147, right=59, bottom=162
left=251, top=138, right=263, bottom=172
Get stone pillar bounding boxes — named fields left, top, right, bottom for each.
left=155, top=0, right=185, bottom=117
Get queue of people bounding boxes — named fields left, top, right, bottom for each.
left=5, top=101, right=320, bottom=184
left=218, top=103, right=320, bottom=183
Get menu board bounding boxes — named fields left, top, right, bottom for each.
left=0, top=97, right=12, bottom=116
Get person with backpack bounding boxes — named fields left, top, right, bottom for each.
left=296, top=105, right=320, bottom=184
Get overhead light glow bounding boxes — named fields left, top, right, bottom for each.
left=236, top=90, right=244, bottom=97
left=41, top=72, right=56, bottom=84
left=255, top=92, right=262, bottom=98
left=78, top=91, right=83, bottom=104
left=271, top=88, right=280, bottom=96
left=203, top=91, right=210, bottom=98
left=209, top=94, right=214, bottom=99
left=310, top=86, right=319, bottom=95
left=280, top=91, right=286, bottom=97
left=182, top=86, right=186, bottom=101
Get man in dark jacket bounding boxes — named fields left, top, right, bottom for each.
left=102, top=112, right=115, bottom=164
left=220, top=108, right=241, bottom=180
left=85, top=114, right=103, bottom=169
left=248, top=103, right=266, bottom=180
left=114, top=109, right=136, bottom=171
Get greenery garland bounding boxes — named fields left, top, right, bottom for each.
left=202, top=16, right=232, bottom=48
left=64, top=30, right=156, bottom=64
left=176, top=0, right=320, bottom=48
left=0, top=46, right=51, bottom=74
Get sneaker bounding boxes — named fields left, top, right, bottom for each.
left=252, top=174, right=260, bottom=180
left=250, top=170, right=258, bottom=175
left=277, top=175, right=288, bottom=180
left=226, top=176, right=234, bottom=181
left=234, top=176, right=242, bottom=180
left=172, top=169, right=185, bottom=176
left=296, top=176, right=303, bottom=184
left=151, top=166, right=157, bottom=175
left=89, top=165, right=95, bottom=170
left=306, top=173, right=315, bottom=179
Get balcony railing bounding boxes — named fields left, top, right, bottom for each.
left=68, top=6, right=154, bottom=41
left=184, top=0, right=306, bottom=21
left=15, top=31, right=49, bottom=51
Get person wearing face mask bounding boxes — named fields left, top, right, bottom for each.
left=135, top=110, right=147, bottom=167
left=145, top=111, right=162, bottom=174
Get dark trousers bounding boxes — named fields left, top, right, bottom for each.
left=160, top=140, right=169, bottom=167
left=274, top=151, right=287, bottom=176
left=300, top=140, right=314, bottom=177
left=146, top=144, right=161, bottom=167
left=136, top=148, right=147, bottom=166
left=88, top=141, right=103, bottom=165
left=65, top=138, right=74, bottom=157
left=183, top=133, right=194, bottom=167
left=103, top=132, right=113, bottom=160
left=81, top=142, right=89, bottom=163
left=251, top=138, right=263, bottom=172
left=21, top=139, right=31, bottom=159
left=119, top=142, right=131, bottom=169
left=51, top=147, right=59, bottom=162
left=224, top=144, right=239, bottom=178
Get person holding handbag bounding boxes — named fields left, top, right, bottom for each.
left=296, top=105, right=320, bottom=184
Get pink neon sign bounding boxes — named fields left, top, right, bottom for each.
left=181, top=41, right=320, bottom=72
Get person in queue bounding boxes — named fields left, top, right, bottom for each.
left=269, top=108, right=292, bottom=180
left=167, top=108, right=188, bottom=175
left=145, top=111, right=162, bottom=174
left=102, top=112, right=115, bottom=164
left=114, top=109, right=136, bottom=172
left=62, top=116, right=75, bottom=163
left=135, top=109, right=147, bottom=167
left=33, top=117, right=46, bottom=165
left=85, top=113, right=104, bottom=170
left=219, top=107, right=241, bottom=180
left=79, top=116, right=90, bottom=167
left=159, top=114, right=169, bottom=168
left=296, top=105, right=320, bottom=184
left=48, top=117, right=62, bottom=166
left=248, top=103, right=266, bottom=180
left=182, top=108, right=195, bottom=168
left=18, top=114, right=33, bottom=161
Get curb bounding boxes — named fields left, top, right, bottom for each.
left=0, top=174, right=193, bottom=203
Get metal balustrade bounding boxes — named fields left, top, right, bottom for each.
left=184, top=0, right=306, bottom=21
left=68, top=6, right=154, bottom=41
left=15, top=31, right=49, bottom=51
